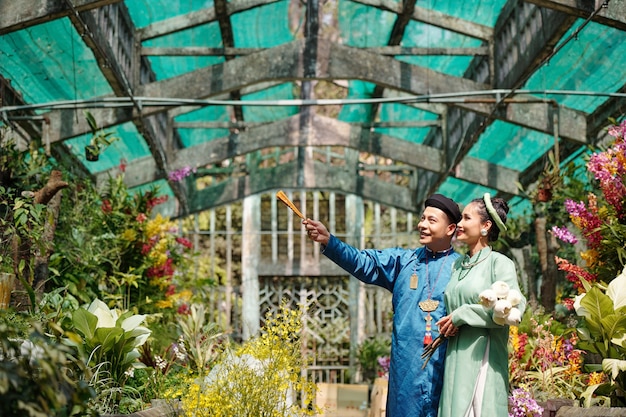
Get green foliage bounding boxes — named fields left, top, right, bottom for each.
left=84, top=110, right=119, bottom=160
left=0, top=312, right=96, bottom=417
left=67, top=299, right=151, bottom=388
left=177, top=304, right=224, bottom=375
left=575, top=269, right=626, bottom=407
left=356, top=336, right=391, bottom=384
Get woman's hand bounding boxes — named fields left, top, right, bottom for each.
left=303, top=218, right=331, bottom=246
left=436, top=315, right=459, bottom=337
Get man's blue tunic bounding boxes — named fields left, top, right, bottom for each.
left=323, top=235, right=459, bottom=417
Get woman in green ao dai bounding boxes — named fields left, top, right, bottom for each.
left=437, top=194, right=526, bottom=417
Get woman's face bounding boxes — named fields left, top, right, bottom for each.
left=456, top=202, right=485, bottom=244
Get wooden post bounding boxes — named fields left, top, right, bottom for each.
left=346, top=194, right=365, bottom=383
left=242, top=194, right=261, bottom=340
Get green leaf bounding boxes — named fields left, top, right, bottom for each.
left=72, top=309, right=98, bottom=340
left=581, top=286, right=614, bottom=336
left=84, top=110, right=98, bottom=133
left=600, top=314, right=626, bottom=343
left=93, top=326, right=124, bottom=352
left=602, top=358, right=626, bottom=380
left=577, top=327, right=592, bottom=341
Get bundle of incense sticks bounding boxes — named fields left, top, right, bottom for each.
left=276, top=190, right=305, bottom=219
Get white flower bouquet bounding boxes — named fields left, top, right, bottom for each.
left=478, top=281, right=523, bottom=325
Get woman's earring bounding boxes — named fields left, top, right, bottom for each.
left=480, top=229, right=488, bottom=237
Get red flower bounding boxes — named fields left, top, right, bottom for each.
left=165, top=284, right=177, bottom=296
left=147, top=195, right=169, bottom=211
left=562, top=298, right=575, bottom=311
left=136, top=213, right=147, bottom=223
left=101, top=199, right=112, bottom=213
left=141, top=243, right=152, bottom=255
left=176, top=237, right=193, bottom=249
left=177, top=303, right=190, bottom=315
left=555, top=256, right=597, bottom=290
left=146, top=258, right=175, bottom=278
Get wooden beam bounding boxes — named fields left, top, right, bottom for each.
left=94, top=113, right=520, bottom=198
left=137, top=0, right=281, bottom=41
left=187, top=160, right=418, bottom=214
left=138, top=8, right=217, bottom=41
left=366, top=46, right=490, bottom=56
left=525, top=0, right=626, bottom=31
left=141, top=47, right=263, bottom=56
left=452, top=156, right=520, bottom=195
left=47, top=38, right=587, bottom=143
left=0, top=0, right=122, bottom=35
left=349, top=0, right=493, bottom=41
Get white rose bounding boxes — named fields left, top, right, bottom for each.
left=491, top=281, right=510, bottom=299
left=493, top=299, right=512, bottom=318
left=506, top=289, right=522, bottom=307
left=492, top=315, right=506, bottom=326
left=478, top=289, right=497, bottom=309
left=504, top=307, right=523, bottom=326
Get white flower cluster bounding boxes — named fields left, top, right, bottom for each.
left=478, top=281, right=523, bottom=326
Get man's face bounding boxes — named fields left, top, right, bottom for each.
left=417, top=206, right=455, bottom=249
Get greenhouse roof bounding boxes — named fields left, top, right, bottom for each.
left=1, top=0, right=625, bottom=218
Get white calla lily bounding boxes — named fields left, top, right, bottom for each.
left=573, top=293, right=590, bottom=318
left=607, top=265, right=626, bottom=310
left=121, top=314, right=148, bottom=332
left=88, top=299, right=117, bottom=328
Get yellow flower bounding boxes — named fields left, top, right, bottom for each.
left=121, top=228, right=137, bottom=242
left=145, top=213, right=169, bottom=238
left=587, top=371, right=606, bottom=386
left=178, top=289, right=193, bottom=302
left=509, top=326, right=520, bottom=353
left=580, top=249, right=599, bottom=268
left=155, top=299, right=173, bottom=309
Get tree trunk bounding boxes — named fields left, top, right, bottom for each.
left=12, top=170, right=68, bottom=310
left=535, top=216, right=559, bottom=311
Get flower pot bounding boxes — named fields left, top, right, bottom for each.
left=0, top=272, right=15, bottom=309
left=85, top=144, right=100, bottom=161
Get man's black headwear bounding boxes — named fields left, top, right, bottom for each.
left=424, top=194, right=462, bottom=224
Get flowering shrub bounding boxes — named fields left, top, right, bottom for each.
left=553, top=120, right=626, bottom=294
left=51, top=174, right=195, bottom=315
left=544, top=120, right=626, bottom=407
left=509, top=309, right=586, bottom=402
left=174, top=303, right=319, bottom=417
left=377, top=356, right=390, bottom=379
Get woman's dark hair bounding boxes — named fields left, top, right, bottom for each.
left=470, top=197, right=510, bottom=241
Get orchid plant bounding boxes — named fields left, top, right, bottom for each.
left=574, top=266, right=626, bottom=407
left=544, top=120, right=626, bottom=407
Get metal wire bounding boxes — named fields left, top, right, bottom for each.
left=2, top=89, right=626, bottom=119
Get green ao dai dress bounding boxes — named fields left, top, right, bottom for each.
left=438, top=247, right=526, bottom=417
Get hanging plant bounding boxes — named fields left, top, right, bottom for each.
left=84, top=111, right=119, bottom=162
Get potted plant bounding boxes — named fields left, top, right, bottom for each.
left=84, top=111, right=119, bottom=162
